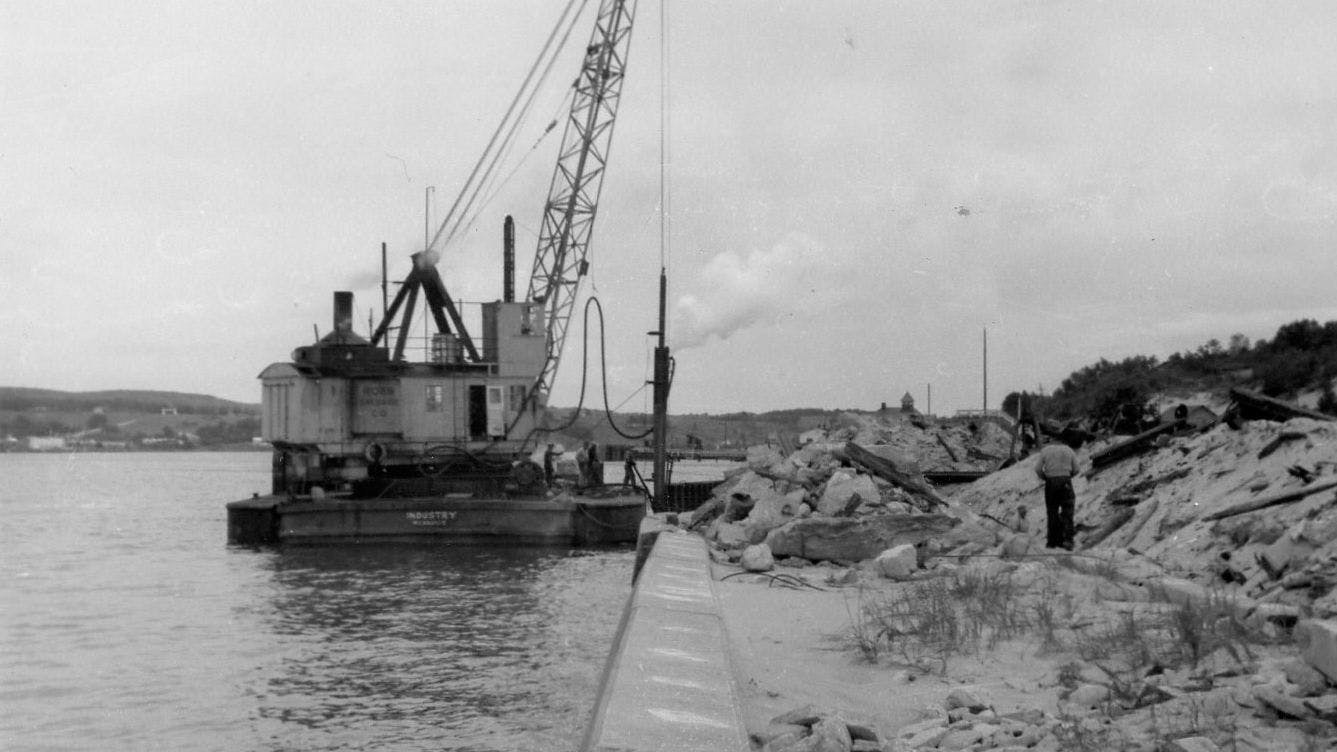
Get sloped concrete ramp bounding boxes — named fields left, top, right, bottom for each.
left=582, top=530, right=748, bottom=751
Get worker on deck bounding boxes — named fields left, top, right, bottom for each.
left=587, top=442, right=603, bottom=487
left=1035, top=435, right=1081, bottom=550
left=543, top=444, right=556, bottom=487
left=575, top=443, right=590, bottom=487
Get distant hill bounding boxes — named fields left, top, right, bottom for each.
left=0, top=387, right=258, bottom=415
left=0, top=387, right=260, bottom=448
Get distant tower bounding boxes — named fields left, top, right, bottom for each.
left=901, top=392, right=916, bottom=413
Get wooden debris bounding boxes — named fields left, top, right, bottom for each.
left=1258, top=430, right=1308, bottom=459
left=1081, top=507, right=1136, bottom=549
left=1230, top=387, right=1334, bottom=424
left=923, top=470, right=990, bottom=485
left=1089, top=420, right=1184, bottom=469
left=1203, top=477, right=1337, bottom=522
left=934, top=432, right=960, bottom=463
left=844, top=441, right=947, bottom=510
left=1116, top=466, right=1193, bottom=496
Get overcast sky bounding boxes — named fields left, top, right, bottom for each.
left=4, top=1, right=1336, bottom=415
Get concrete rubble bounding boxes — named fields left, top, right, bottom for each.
left=675, top=406, right=1337, bottom=750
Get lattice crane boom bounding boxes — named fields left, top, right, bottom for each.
left=526, top=0, right=637, bottom=408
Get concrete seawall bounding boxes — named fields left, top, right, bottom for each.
left=581, top=526, right=749, bottom=751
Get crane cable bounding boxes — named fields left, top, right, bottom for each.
left=427, top=0, right=590, bottom=255
left=511, top=296, right=663, bottom=444
left=451, top=87, right=576, bottom=245
left=441, top=14, right=586, bottom=250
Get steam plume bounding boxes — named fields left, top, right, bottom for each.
left=671, top=233, right=828, bottom=350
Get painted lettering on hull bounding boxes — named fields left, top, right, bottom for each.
left=406, top=510, right=458, bottom=526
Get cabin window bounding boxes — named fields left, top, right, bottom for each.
left=509, top=385, right=527, bottom=413
left=426, top=384, right=445, bottom=412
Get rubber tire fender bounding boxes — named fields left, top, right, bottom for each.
left=364, top=442, right=386, bottom=465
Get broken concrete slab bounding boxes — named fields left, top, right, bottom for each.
left=764, top=513, right=958, bottom=562
left=1298, top=619, right=1337, bottom=683
left=1261, top=529, right=1319, bottom=577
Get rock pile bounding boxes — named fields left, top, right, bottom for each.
left=752, top=703, right=885, bottom=752
left=890, top=687, right=1064, bottom=752
left=682, top=429, right=982, bottom=570
left=952, top=415, right=1337, bottom=613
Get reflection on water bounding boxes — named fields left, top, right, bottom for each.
left=252, top=546, right=631, bottom=751
left=1, top=453, right=633, bottom=752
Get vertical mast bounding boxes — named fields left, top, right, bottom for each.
left=652, top=268, right=670, bottom=508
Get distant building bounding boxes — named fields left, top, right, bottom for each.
left=901, top=392, right=917, bottom=413
left=160, top=406, right=178, bottom=416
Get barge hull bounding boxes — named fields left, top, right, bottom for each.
left=227, top=494, right=646, bottom=546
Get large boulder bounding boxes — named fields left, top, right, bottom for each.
left=764, top=513, right=958, bottom=562
left=875, top=543, right=918, bottom=579
left=710, top=520, right=751, bottom=550
left=744, top=488, right=805, bottom=543
left=741, top=543, right=775, bottom=572
left=792, top=440, right=842, bottom=468
left=746, top=445, right=794, bottom=480
left=815, top=469, right=881, bottom=516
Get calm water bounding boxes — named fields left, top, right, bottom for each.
left=0, top=452, right=635, bottom=752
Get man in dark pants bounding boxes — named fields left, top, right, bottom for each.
left=543, top=443, right=556, bottom=487
left=1035, top=435, right=1081, bottom=550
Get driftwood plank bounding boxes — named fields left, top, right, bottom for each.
left=843, top=442, right=946, bottom=509
left=1081, top=507, right=1136, bottom=549
left=1090, top=420, right=1183, bottom=469
left=1231, top=388, right=1334, bottom=424
left=1203, top=477, right=1337, bottom=522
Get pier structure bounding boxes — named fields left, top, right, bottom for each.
left=582, top=525, right=748, bottom=751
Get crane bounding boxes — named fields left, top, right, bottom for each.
left=525, top=0, right=637, bottom=412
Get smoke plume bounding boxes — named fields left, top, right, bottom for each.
left=671, top=233, right=829, bottom=350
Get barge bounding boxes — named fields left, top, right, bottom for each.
left=227, top=0, right=660, bottom=545
left=226, top=286, right=647, bottom=546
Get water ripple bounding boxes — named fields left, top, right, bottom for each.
left=1, top=453, right=633, bottom=751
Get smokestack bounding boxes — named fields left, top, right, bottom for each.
left=334, top=291, right=354, bottom=334
left=503, top=215, right=515, bottom=303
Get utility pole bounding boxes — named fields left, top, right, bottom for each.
left=982, top=328, right=988, bottom=413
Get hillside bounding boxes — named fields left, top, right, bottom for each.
left=0, top=388, right=260, bottom=449
left=1005, top=318, right=1337, bottom=432
left=0, top=387, right=257, bottom=415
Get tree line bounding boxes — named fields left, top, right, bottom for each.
left=1004, top=318, right=1337, bottom=428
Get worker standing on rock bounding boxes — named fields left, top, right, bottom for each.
left=1035, top=435, right=1081, bottom=550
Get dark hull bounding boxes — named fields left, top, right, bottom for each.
left=227, top=490, right=647, bottom=546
